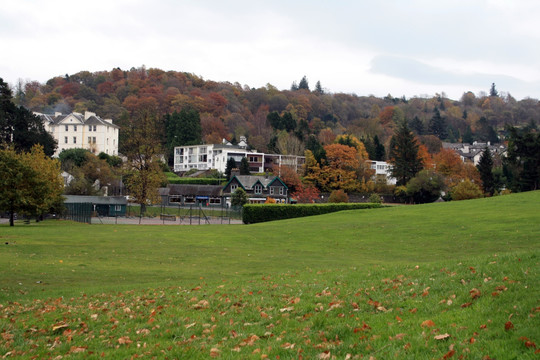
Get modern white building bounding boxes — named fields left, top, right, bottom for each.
left=368, top=160, right=397, bottom=185
left=36, top=111, right=120, bottom=157
left=174, top=137, right=305, bottom=174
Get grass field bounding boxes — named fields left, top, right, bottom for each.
left=0, top=192, right=539, bottom=358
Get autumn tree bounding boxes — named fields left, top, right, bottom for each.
left=477, top=146, right=495, bottom=195
left=0, top=146, right=63, bottom=226
left=315, top=144, right=367, bottom=192
left=389, top=121, right=423, bottom=186
left=451, top=180, right=484, bottom=201
left=122, top=103, right=166, bottom=215
left=328, top=189, right=348, bottom=203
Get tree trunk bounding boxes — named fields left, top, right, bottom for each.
left=9, top=211, right=14, bottom=227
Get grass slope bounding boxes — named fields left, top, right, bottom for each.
left=0, top=192, right=538, bottom=358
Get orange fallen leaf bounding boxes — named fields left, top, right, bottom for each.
left=442, top=349, right=455, bottom=359
left=504, top=321, right=514, bottom=331
left=118, top=336, right=132, bottom=345
left=470, top=288, right=481, bottom=299
left=210, top=347, right=220, bottom=357
left=52, top=322, right=69, bottom=332
left=318, top=351, right=331, bottom=359
left=69, top=346, right=87, bottom=353
left=421, top=320, right=436, bottom=328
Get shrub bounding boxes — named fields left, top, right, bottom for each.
left=231, top=188, right=248, bottom=207
left=451, top=180, right=484, bottom=200
left=328, top=189, right=348, bottom=203
left=242, top=203, right=384, bottom=224
left=369, top=193, right=382, bottom=204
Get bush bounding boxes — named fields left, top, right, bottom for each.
left=369, top=193, right=382, bottom=204
left=242, top=203, right=384, bottom=224
left=451, top=180, right=484, bottom=201
left=328, top=189, right=348, bottom=203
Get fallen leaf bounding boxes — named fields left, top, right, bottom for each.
left=504, top=321, right=514, bottom=331
left=118, top=336, right=133, bottom=345
left=318, top=351, right=331, bottom=359
left=52, top=322, right=69, bottom=332
left=421, top=320, right=436, bottom=328
left=470, top=288, right=481, bottom=299
left=280, top=307, right=294, bottom=312
left=442, top=349, right=455, bottom=359
left=69, top=346, right=87, bottom=353
left=434, top=333, right=450, bottom=340
left=281, top=342, right=295, bottom=349
left=210, top=347, right=220, bottom=357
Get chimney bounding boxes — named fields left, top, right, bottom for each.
left=230, top=168, right=240, bottom=177
left=84, top=111, right=96, bottom=120
left=55, top=112, right=62, bottom=117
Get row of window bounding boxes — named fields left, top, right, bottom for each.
left=229, top=184, right=285, bottom=195
left=63, top=137, right=98, bottom=144
left=62, top=125, right=114, bottom=132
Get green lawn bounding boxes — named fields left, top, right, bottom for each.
left=0, top=192, right=539, bottom=358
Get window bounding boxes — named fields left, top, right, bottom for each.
left=65, top=125, right=68, bottom=131
left=73, top=137, right=77, bottom=144
left=89, top=125, right=92, bottom=131
left=269, top=187, right=275, bottom=195
left=93, top=137, right=96, bottom=144
left=279, top=187, right=284, bottom=195
left=74, top=125, right=77, bottom=131
left=254, top=185, right=262, bottom=194
left=93, top=125, right=97, bottom=131
left=231, top=185, right=238, bottom=192
left=64, top=137, right=68, bottom=144
left=249, top=156, right=258, bottom=162
left=88, top=137, right=91, bottom=144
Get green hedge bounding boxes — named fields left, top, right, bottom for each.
left=168, top=178, right=225, bottom=185
left=242, top=203, right=384, bottom=224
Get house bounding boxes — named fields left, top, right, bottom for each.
left=173, top=137, right=305, bottom=174
left=35, top=111, right=120, bottom=157
left=222, top=175, right=289, bottom=204
left=63, top=195, right=127, bottom=217
left=367, top=160, right=396, bottom=185
left=442, top=141, right=507, bottom=166
left=159, top=184, right=224, bottom=206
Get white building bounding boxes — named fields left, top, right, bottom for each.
left=174, top=137, right=305, bottom=174
left=368, top=160, right=396, bottom=185
left=36, top=111, right=120, bottom=157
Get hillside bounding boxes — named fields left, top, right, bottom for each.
left=11, top=67, right=540, bottom=158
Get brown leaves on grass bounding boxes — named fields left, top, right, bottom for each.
left=504, top=321, right=514, bottom=331
left=421, top=320, right=436, bottom=328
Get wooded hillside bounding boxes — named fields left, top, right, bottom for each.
left=12, top=66, right=540, bottom=157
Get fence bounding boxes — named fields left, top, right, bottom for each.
left=64, top=202, right=242, bottom=225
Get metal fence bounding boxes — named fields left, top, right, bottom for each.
left=65, top=202, right=243, bottom=225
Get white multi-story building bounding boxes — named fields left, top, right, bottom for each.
left=36, top=111, right=120, bottom=157
left=368, top=160, right=396, bottom=185
left=174, top=137, right=305, bottom=174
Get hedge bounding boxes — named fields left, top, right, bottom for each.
left=242, top=203, right=384, bottom=224
left=168, top=178, right=225, bottom=185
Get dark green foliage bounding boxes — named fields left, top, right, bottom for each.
left=242, top=203, right=383, bottom=224
left=0, top=78, right=57, bottom=156
left=409, top=116, right=424, bottom=135
left=298, top=76, right=310, bottom=91
left=462, top=125, right=474, bottom=143
left=59, top=148, right=91, bottom=169
left=504, top=126, right=540, bottom=191
left=373, top=135, right=385, bottom=161
left=266, top=111, right=296, bottom=132
left=490, top=82, right=499, bottom=97
left=225, top=157, right=237, bottom=180
left=315, top=80, right=323, bottom=94
left=476, top=117, right=499, bottom=143
left=231, top=188, right=248, bottom=207
left=306, top=135, right=326, bottom=163
left=389, top=121, right=423, bottom=186
left=164, top=109, right=202, bottom=165
left=240, top=157, right=250, bottom=175
left=477, top=147, right=495, bottom=195
left=97, top=152, right=123, bottom=167
left=428, top=107, right=447, bottom=139
left=406, top=170, right=445, bottom=204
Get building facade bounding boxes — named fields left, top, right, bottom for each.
left=36, top=111, right=120, bottom=157
left=222, top=175, right=289, bottom=204
left=368, top=160, right=397, bottom=185
left=174, top=137, right=305, bottom=174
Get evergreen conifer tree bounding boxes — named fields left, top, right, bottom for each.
left=389, top=121, right=423, bottom=186
left=477, top=146, right=495, bottom=195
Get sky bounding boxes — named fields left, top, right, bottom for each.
left=1, top=0, right=539, bottom=100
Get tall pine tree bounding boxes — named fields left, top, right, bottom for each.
left=389, top=121, right=423, bottom=186
left=477, top=146, right=495, bottom=195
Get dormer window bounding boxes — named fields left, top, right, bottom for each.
left=231, top=185, right=238, bottom=192
left=254, top=185, right=262, bottom=194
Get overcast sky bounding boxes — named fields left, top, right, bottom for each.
left=1, top=0, right=539, bottom=100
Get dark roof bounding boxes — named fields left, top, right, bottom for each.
left=37, top=112, right=120, bottom=129
left=223, top=175, right=287, bottom=191
left=63, top=195, right=127, bottom=205
left=166, top=184, right=223, bottom=196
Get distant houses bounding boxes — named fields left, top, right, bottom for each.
left=35, top=111, right=120, bottom=157
left=442, top=141, right=507, bottom=166
left=173, top=136, right=305, bottom=174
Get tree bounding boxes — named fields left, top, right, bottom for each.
left=231, top=188, right=248, bottom=207
left=406, top=170, right=445, bottom=204
left=122, top=104, right=166, bottom=215
left=225, top=157, right=237, bottom=180
left=451, top=180, right=484, bottom=201
left=315, top=81, right=323, bottom=94
left=0, top=146, right=63, bottom=226
left=164, top=108, right=202, bottom=166
left=428, top=107, right=447, bottom=139
left=240, top=157, right=250, bottom=175
left=59, top=148, right=92, bottom=168
left=389, top=121, right=423, bottom=186
left=477, top=146, right=495, bottom=195
left=0, top=78, right=56, bottom=156
left=373, top=135, right=386, bottom=161
left=291, top=184, right=320, bottom=203
left=489, top=83, right=499, bottom=97
left=298, top=76, right=310, bottom=91
left=504, top=126, right=540, bottom=192
left=409, top=116, right=424, bottom=135
left=315, top=144, right=365, bottom=192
